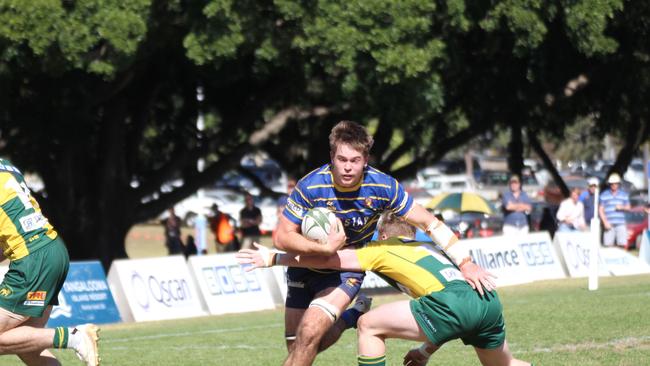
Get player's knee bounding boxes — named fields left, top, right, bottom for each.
left=356, top=313, right=374, bottom=335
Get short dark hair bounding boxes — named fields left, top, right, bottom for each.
left=329, top=121, right=374, bottom=157
left=378, top=212, right=416, bottom=239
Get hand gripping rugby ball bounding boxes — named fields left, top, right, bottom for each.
left=301, top=207, right=337, bottom=243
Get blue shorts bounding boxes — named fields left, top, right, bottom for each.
left=285, top=267, right=365, bottom=309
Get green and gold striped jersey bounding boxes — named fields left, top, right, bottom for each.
left=355, top=237, right=471, bottom=298
left=0, top=159, right=57, bottom=260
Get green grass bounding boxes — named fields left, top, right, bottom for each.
left=3, top=274, right=649, bottom=365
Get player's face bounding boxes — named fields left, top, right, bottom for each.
left=331, top=143, right=367, bottom=188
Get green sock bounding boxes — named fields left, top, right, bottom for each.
left=358, top=355, right=386, bottom=366
left=53, top=327, right=69, bottom=349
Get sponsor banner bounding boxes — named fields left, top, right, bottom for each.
left=554, top=232, right=611, bottom=277
left=48, top=261, right=121, bottom=327
left=600, top=247, right=650, bottom=276
left=271, top=266, right=287, bottom=304
left=462, top=232, right=567, bottom=286
left=640, top=230, right=650, bottom=266
left=188, top=254, right=276, bottom=315
left=107, top=256, right=206, bottom=322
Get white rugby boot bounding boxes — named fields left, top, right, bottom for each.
left=72, top=323, right=100, bottom=366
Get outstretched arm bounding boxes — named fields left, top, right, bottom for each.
left=273, top=215, right=347, bottom=255
left=404, top=204, right=496, bottom=295
left=236, top=243, right=363, bottom=272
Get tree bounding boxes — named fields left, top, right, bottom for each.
left=0, top=0, right=639, bottom=268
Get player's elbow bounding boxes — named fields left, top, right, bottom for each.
left=273, top=231, right=288, bottom=250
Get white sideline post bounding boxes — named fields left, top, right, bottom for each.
left=589, top=186, right=600, bottom=291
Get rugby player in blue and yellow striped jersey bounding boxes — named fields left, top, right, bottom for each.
left=238, top=213, right=530, bottom=366
left=0, top=159, right=99, bottom=366
left=274, top=121, right=495, bottom=366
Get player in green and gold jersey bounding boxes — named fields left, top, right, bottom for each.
left=0, top=158, right=99, bottom=366
left=237, top=212, right=531, bottom=366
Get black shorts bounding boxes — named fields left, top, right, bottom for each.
left=285, top=267, right=365, bottom=309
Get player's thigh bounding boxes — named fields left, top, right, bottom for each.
left=0, top=306, right=28, bottom=333
left=18, top=349, right=61, bottom=366
left=474, top=340, right=513, bottom=366
left=357, top=300, right=427, bottom=341
left=313, top=286, right=354, bottom=310
left=285, top=307, right=305, bottom=337
left=22, top=306, right=52, bottom=328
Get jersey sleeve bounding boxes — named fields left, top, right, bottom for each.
left=282, top=180, right=313, bottom=225
left=386, top=178, right=413, bottom=217
left=353, top=242, right=387, bottom=271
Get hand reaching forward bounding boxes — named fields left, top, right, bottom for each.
left=460, top=261, right=497, bottom=296
left=235, top=243, right=275, bottom=271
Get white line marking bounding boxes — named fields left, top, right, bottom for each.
left=103, top=323, right=283, bottom=343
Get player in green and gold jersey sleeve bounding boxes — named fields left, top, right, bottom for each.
left=237, top=213, right=532, bottom=366
left=0, top=158, right=99, bottom=366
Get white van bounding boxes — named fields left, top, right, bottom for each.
left=422, top=174, right=476, bottom=197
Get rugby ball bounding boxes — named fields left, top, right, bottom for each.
left=301, top=207, right=337, bottom=243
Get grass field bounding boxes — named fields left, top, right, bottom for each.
left=3, top=273, right=648, bottom=365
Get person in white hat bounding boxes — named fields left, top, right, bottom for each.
left=598, top=173, right=631, bottom=247
left=579, top=177, right=599, bottom=224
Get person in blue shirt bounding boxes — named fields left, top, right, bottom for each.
left=501, top=174, right=532, bottom=235
left=579, top=177, right=599, bottom=224
left=274, top=121, right=494, bottom=366
left=598, top=173, right=630, bottom=247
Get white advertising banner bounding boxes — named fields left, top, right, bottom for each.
left=271, top=266, right=287, bottom=304
left=553, top=232, right=612, bottom=278
left=463, top=232, right=567, bottom=286
left=107, top=256, right=206, bottom=322
left=188, top=254, right=276, bottom=315
left=639, top=230, right=650, bottom=266
left=600, top=247, right=650, bottom=276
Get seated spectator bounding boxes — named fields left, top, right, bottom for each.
left=556, top=187, right=587, bottom=232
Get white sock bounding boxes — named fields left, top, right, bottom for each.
left=67, top=327, right=84, bottom=350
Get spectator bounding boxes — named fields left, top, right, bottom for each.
left=184, top=234, right=198, bottom=258
left=501, top=174, right=533, bottom=235
left=556, top=187, right=587, bottom=232
left=208, top=203, right=239, bottom=252
left=599, top=173, right=631, bottom=247
left=161, top=208, right=184, bottom=255
left=580, top=177, right=599, bottom=224
left=239, top=193, right=262, bottom=250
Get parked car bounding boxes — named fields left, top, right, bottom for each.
left=625, top=206, right=648, bottom=250
left=477, top=169, right=541, bottom=201
left=422, top=174, right=476, bottom=197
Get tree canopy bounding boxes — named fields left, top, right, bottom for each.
left=0, top=0, right=644, bottom=267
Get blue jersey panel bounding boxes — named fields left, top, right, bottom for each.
left=283, top=164, right=413, bottom=247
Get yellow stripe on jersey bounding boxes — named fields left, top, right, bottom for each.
left=389, top=179, right=399, bottom=207
left=312, top=196, right=390, bottom=202
left=293, top=187, right=313, bottom=208
left=348, top=229, right=376, bottom=245
left=0, top=207, right=30, bottom=260
left=355, top=238, right=445, bottom=297
left=0, top=173, right=17, bottom=205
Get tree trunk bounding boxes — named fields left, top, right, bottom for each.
left=507, top=121, right=524, bottom=177
left=528, top=129, right=569, bottom=198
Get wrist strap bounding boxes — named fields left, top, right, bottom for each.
left=417, top=343, right=432, bottom=358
